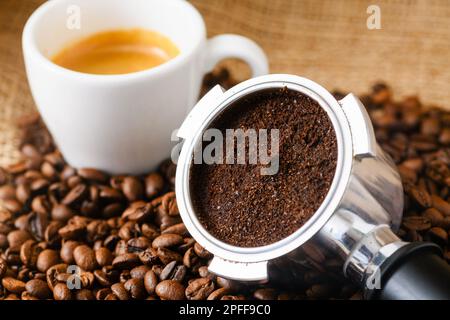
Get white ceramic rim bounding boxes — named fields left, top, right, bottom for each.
left=22, top=0, right=206, bottom=85
left=176, top=74, right=354, bottom=263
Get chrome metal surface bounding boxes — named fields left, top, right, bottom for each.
left=175, top=74, right=405, bottom=288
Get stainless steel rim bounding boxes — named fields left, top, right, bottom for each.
left=176, top=74, right=354, bottom=263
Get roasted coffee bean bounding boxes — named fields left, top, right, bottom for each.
left=29, top=211, right=49, bottom=241
left=36, top=249, right=60, bottom=272
left=30, top=179, right=50, bottom=193
left=171, top=265, right=187, bottom=282
left=183, top=247, right=198, bottom=268
left=4, top=248, right=21, bottom=265
left=158, top=160, right=176, bottom=186
left=162, top=223, right=188, bottom=236
left=58, top=222, right=86, bottom=240
left=138, top=248, right=159, bottom=266
left=124, top=278, right=146, bottom=299
left=145, top=173, right=165, bottom=198
left=178, top=236, right=195, bottom=252
left=127, top=236, right=152, bottom=252
left=53, top=282, right=72, bottom=300
left=155, top=280, right=185, bottom=300
left=152, top=234, right=183, bottom=249
left=86, top=220, right=110, bottom=242
left=2, top=277, right=26, bottom=294
left=123, top=203, right=153, bottom=223
left=423, top=208, right=445, bottom=226
left=161, top=192, right=179, bottom=216
left=0, top=209, right=13, bottom=223
left=129, top=265, right=150, bottom=280
left=104, top=293, right=119, bottom=300
left=21, top=291, right=39, bottom=300
left=78, top=168, right=108, bottom=183
left=114, top=240, right=128, bottom=256
left=7, top=229, right=32, bottom=250
left=371, top=82, right=391, bottom=104
left=193, top=243, right=212, bottom=259
left=103, top=235, right=120, bottom=252
left=99, top=187, right=123, bottom=201
left=118, top=221, right=138, bottom=240
left=96, top=288, right=112, bottom=300
left=159, top=261, right=177, bottom=281
left=25, top=279, right=51, bottom=299
left=198, top=266, right=214, bottom=280
left=151, top=265, right=164, bottom=277
left=119, top=270, right=131, bottom=283
left=20, top=240, right=43, bottom=268
left=409, top=187, right=432, bottom=208
left=75, top=288, right=95, bottom=300
left=431, top=195, right=450, bottom=216
left=95, top=247, right=113, bottom=267
left=112, top=253, right=140, bottom=270
left=122, top=177, right=144, bottom=202
left=73, top=245, right=97, bottom=271
left=44, top=221, right=64, bottom=245
left=77, top=271, right=94, bottom=289
left=13, top=214, right=30, bottom=231
left=51, top=204, right=75, bottom=222
left=143, top=270, right=158, bottom=295
left=31, top=195, right=51, bottom=215
left=45, top=263, right=67, bottom=291
left=60, top=240, right=79, bottom=264
left=157, top=248, right=182, bottom=265
left=207, top=287, right=229, bottom=300
left=110, top=176, right=124, bottom=190
left=141, top=223, right=159, bottom=240
left=0, top=185, right=17, bottom=200
left=3, top=199, right=22, bottom=213
left=62, top=184, right=87, bottom=206
left=102, top=203, right=124, bottom=218
left=402, top=216, right=432, bottom=231
left=185, top=277, right=215, bottom=300
left=111, top=283, right=130, bottom=300
left=93, top=270, right=111, bottom=287
left=67, top=176, right=82, bottom=189
left=0, top=258, right=7, bottom=279
left=41, top=162, right=57, bottom=180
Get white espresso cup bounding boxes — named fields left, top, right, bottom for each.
left=23, top=0, right=268, bottom=174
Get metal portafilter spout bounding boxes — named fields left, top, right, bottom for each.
left=175, top=75, right=450, bottom=300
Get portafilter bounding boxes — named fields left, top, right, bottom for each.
left=175, top=74, right=450, bottom=300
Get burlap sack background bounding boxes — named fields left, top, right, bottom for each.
left=1, top=0, right=449, bottom=167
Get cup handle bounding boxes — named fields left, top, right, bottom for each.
left=204, top=34, right=269, bottom=76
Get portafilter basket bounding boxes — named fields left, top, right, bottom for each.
left=175, top=75, right=450, bottom=300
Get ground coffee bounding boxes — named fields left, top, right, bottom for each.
left=190, top=88, right=338, bottom=247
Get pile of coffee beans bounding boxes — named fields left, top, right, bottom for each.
left=0, top=68, right=448, bottom=300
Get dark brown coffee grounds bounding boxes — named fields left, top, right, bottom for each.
left=190, top=88, right=338, bottom=247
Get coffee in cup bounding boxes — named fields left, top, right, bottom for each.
left=52, top=28, right=180, bottom=75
